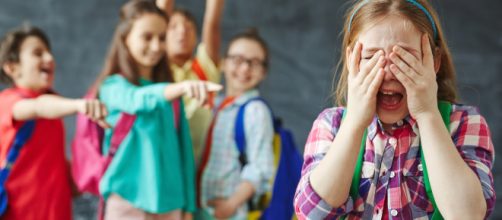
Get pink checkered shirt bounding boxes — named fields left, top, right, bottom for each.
left=294, top=104, right=495, bottom=219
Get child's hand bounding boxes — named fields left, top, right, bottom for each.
left=389, top=34, right=438, bottom=121
left=79, top=99, right=111, bottom=129
left=207, top=198, right=238, bottom=219
left=182, top=80, right=222, bottom=107
left=345, top=41, right=386, bottom=128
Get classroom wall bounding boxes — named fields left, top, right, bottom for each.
left=1, top=0, right=501, bottom=219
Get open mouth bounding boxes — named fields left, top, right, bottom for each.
left=40, top=66, right=52, bottom=75
left=377, top=90, right=404, bottom=110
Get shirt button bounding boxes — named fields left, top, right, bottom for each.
left=389, top=171, right=395, bottom=178
left=391, top=209, right=398, bottom=216
left=396, top=120, right=404, bottom=126
left=418, top=164, right=423, bottom=171
left=389, top=138, right=397, bottom=146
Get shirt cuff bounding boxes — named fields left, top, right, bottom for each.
left=295, top=177, right=353, bottom=218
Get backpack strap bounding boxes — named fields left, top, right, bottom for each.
left=0, top=90, right=39, bottom=186
left=0, top=120, right=36, bottom=215
left=235, top=97, right=274, bottom=166
left=340, top=110, right=367, bottom=207
left=0, top=120, right=36, bottom=184
left=234, top=97, right=273, bottom=211
left=84, top=87, right=137, bottom=157
left=108, top=113, right=136, bottom=157
left=421, top=101, right=451, bottom=220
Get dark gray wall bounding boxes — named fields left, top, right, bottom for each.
left=1, top=0, right=501, bottom=219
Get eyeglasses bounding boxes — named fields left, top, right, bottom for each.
left=226, top=55, right=266, bottom=70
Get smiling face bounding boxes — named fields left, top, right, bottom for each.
left=223, top=38, right=267, bottom=97
left=166, top=12, right=197, bottom=63
left=7, top=36, right=55, bottom=92
left=125, top=13, right=167, bottom=78
left=357, top=14, right=423, bottom=125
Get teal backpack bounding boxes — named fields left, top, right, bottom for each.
left=343, top=101, right=451, bottom=220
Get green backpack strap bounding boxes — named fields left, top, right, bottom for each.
left=342, top=101, right=451, bottom=219
left=421, top=101, right=451, bottom=220
left=341, top=110, right=367, bottom=220
left=349, top=131, right=366, bottom=203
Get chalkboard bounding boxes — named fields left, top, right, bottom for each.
left=1, top=0, right=501, bottom=219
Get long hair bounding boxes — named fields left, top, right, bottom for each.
left=95, top=0, right=172, bottom=88
left=334, top=0, right=457, bottom=106
left=0, top=24, right=51, bottom=85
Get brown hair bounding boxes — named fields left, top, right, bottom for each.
left=334, top=0, right=457, bottom=106
left=172, top=8, right=199, bottom=30
left=0, top=24, right=51, bottom=85
left=95, top=0, right=172, bottom=88
left=225, top=28, right=269, bottom=69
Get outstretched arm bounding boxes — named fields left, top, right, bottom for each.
left=13, top=95, right=110, bottom=128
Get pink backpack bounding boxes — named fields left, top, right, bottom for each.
left=71, top=89, right=136, bottom=196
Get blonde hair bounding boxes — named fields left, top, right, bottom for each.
left=334, top=0, right=458, bottom=106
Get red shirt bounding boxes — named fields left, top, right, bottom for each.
left=0, top=88, right=71, bottom=220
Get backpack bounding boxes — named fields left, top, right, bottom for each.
left=235, top=97, right=303, bottom=220
left=0, top=120, right=35, bottom=216
left=71, top=89, right=136, bottom=219
left=342, top=101, right=451, bottom=220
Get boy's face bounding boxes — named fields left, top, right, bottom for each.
left=357, top=15, right=422, bottom=125
left=126, top=13, right=167, bottom=74
left=223, top=38, right=266, bottom=96
left=6, top=36, right=55, bottom=92
left=166, top=13, right=197, bottom=61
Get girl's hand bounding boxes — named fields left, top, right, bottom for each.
left=389, top=34, right=438, bottom=121
left=345, top=41, right=386, bottom=128
left=182, top=80, right=222, bottom=107
left=207, top=198, right=238, bottom=219
left=79, top=99, right=111, bottom=129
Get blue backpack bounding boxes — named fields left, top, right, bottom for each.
left=0, top=120, right=36, bottom=216
left=235, top=97, right=303, bottom=220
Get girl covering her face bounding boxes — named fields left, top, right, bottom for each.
left=294, top=1, right=495, bottom=219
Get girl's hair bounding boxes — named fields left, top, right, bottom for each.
left=95, top=0, right=172, bottom=87
left=334, top=0, right=458, bottom=106
left=0, top=25, right=51, bottom=85
left=225, top=28, right=269, bottom=69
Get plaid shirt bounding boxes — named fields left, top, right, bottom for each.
left=294, top=104, right=495, bottom=219
left=200, top=90, right=275, bottom=219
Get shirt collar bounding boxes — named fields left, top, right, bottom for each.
left=216, top=89, right=260, bottom=109
left=13, top=86, right=52, bottom=98
left=368, top=114, right=418, bottom=140
left=170, top=59, right=193, bottom=73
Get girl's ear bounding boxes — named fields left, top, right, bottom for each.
left=2, top=61, right=19, bottom=78
left=433, top=48, right=441, bottom=74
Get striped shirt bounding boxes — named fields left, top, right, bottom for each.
left=294, top=104, right=495, bottom=219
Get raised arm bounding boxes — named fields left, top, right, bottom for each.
left=156, top=0, right=174, bottom=17
left=202, top=0, right=225, bottom=64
